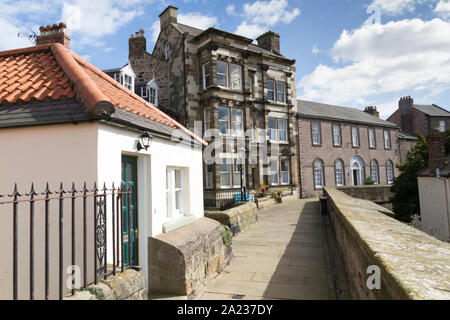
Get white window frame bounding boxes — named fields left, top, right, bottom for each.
left=220, top=160, right=232, bottom=189
left=267, top=79, right=275, bottom=102
left=268, top=117, right=278, bottom=141
left=217, top=61, right=229, bottom=88
left=335, top=160, right=344, bottom=187
left=314, top=160, right=324, bottom=189
left=281, top=159, right=290, bottom=185
left=231, top=109, right=244, bottom=136
left=370, top=160, right=379, bottom=184
left=386, top=160, right=394, bottom=184
left=384, top=130, right=391, bottom=149
left=140, top=86, right=148, bottom=98
left=202, top=62, right=211, bottom=90
left=204, top=109, right=212, bottom=134
left=123, top=73, right=133, bottom=91
left=439, top=120, right=446, bottom=132
left=278, top=119, right=288, bottom=142
left=271, top=158, right=279, bottom=186
left=352, top=127, right=360, bottom=147
left=205, top=164, right=214, bottom=189
left=166, top=168, right=184, bottom=219
left=230, top=63, right=242, bottom=90
left=277, top=81, right=286, bottom=103
left=312, top=122, right=321, bottom=145
left=218, top=106, right=230, bottom=135
left=333, top=124, right=341, bottom=146
left=369, top=128, right=376, bottom=148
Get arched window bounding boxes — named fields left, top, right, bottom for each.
left=314, top=159, right=324, bottom=189
left=146, top=79, right=159, bottom=106
left=386, top=160, right=394, bottom=184
left=370, top=160, right=379, bottom=184
left=335, top=159, right=345, bottom=187
left=165, top=42, right=171, bottom=59
left=350, top=156, right=365, bottom=186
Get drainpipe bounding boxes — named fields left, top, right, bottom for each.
left=261, top=63, right=268, bottom=186
left=296, top=113, right=303, bottom=198
left=182, top=33, right=188, bottom=127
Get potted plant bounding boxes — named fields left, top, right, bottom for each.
left=271, top=191, right=282, bottom=203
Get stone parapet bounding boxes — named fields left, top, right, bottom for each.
left=148, top=217, right=233, bottom=297
left=205, top=202, right=258, bottom=236
left=336, top=185, right=394, bottom=213
left=324, top=187, right=450, bottom=300
left=64, top=268, right=147, bottom=300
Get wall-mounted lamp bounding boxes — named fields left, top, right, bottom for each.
left=137, top=131, right=153, bottom=151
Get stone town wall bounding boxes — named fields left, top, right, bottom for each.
left=148, top=217, right=233, bottom=297
left=323, top=187, right=450, bottom=300
left=205, top=202, right=258, bottom=236
left=336, top=185, right=394, bottom=212
left=65, top=269, right=147, bottom=300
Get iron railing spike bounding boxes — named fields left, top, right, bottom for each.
left=9, top=183, right=22, bottom=197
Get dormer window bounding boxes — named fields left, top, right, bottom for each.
left=123, top=74, right=133, bottom=90
left=147, top=79, right=159, bottom=106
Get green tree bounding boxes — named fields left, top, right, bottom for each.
left=391, top=134, right=428, bottom=222
left=391, top=130, right=450, bottom=222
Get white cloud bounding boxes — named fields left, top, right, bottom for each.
left=368, top=0, right=429, bottom=16
left=226, top=4, right=236, bottom=16
left=150, top=20, right=160, bottom=44
left=235, top=22, right=268, bottom=39
left=234, top=0, right=300, bottom=39
left=435, top=0, right=450, bottom=18
left=312, top=44, right=321, bottom=55
left=178, top=12, right=218, bottom=30
left=242, top=0, right=300, bottom=26
left=298, top=18, right=450, bottom=117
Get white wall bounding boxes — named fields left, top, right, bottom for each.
left=97, top=123, right=204, bottom=285
left=418, top=176, right=450, bottom=242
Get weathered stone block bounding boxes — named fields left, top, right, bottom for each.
left=148, top=217, right=233, bottom=297
left=205, top=202, right=257, bottom=236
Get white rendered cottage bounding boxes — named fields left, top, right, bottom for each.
left=0, top=25, right=211, bottom=299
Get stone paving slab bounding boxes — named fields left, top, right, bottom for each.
left=197, top=199, right=350, bottom=300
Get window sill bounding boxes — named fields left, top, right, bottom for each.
left=162, top=215, right=196, bottom=233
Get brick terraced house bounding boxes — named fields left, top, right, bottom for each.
left=114, top=6, right=299, bottom=200
left=297, top=100, right=400, bottom=198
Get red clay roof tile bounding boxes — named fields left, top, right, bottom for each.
left=0, top=43, right=206, bottom=146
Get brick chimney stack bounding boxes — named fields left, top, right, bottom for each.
left=364, top=106, right=380, bottom=118
left=399, top=96, right=414, bottom=133
left=427, top=129, right=447, bottom=174
left=129, top=29, right=146, bottom=58
left=256, top=31, right=280, bottom=53
left=159, top=6, right=178, bottom=30
left=36, top=23, right=70, bottom=49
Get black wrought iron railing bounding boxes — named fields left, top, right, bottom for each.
left=0, top=182, right=133, bottom=300
left=204, top=188, right=244, bottom=211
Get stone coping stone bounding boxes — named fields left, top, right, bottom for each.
left=64, top=269, right=147, bottom=300
left=324, top=187, right=450, bottom=300
left=205, top=202, right=258, bottom=236
left=149, top=217, right=233, bottom=297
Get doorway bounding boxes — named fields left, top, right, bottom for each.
left=121, top=155, right=139, bottom=266
left=350, top=156, right=365, bottom=186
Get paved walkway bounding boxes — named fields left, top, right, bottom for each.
left=198, top=199, right=350, bottom=300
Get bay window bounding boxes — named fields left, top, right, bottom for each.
left=217, top=61, right=228, bottom=88
left=218, top=107, right=230, bottom=135
left=277, top=82, right=285, bottom=103
left=267, top=80, right=275, bottom=101
left=230, top=64, right=242, bottom=90
left=202, top=62, right=211, bottom=89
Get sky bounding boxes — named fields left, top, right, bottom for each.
left=1, top=0, right=450, bottom=119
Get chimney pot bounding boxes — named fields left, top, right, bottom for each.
left=36, top=22, right=70, bottom=49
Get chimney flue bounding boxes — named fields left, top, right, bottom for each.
left=36, top=22, right=70, bottom=49
left=364, top=106, right=380, bottom=118
left=256, top=31, right=280, bottom=53
left=159, top=6, right=178, bottom=30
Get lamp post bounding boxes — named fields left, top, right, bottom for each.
left=238, top=147, right=246, bottom=202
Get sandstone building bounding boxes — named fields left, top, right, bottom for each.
left=122, top=6, right=299, bottom=198
left=297, top=100, right=400, bottom=198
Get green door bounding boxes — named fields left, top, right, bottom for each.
left=121, top=156, right=138, bottom=267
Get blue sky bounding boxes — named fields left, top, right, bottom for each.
left=2, top=0, right=450, bottom=118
